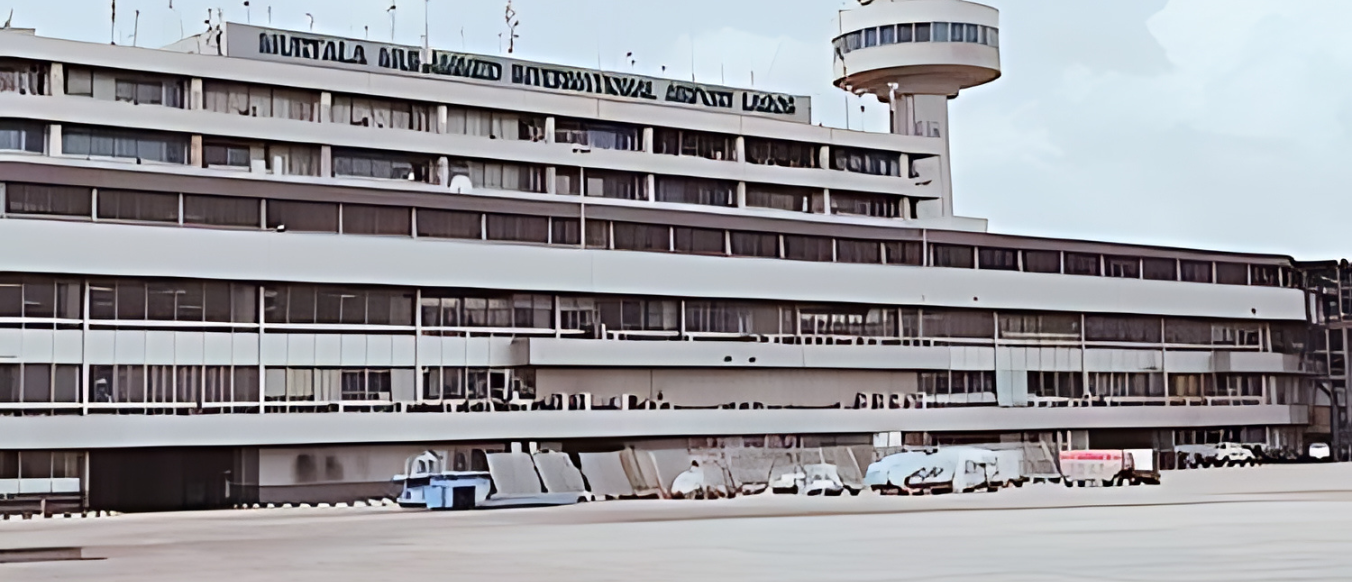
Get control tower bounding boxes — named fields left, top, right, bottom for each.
left=832, top=0, right=1000, bottom=218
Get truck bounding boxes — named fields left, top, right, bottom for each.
left=1058, top=449, right=1160, bottom=487
left=393, top=450, right=592, bottom=510
left=864, top=447, right=1013, bottom=495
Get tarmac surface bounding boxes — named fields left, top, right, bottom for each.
left=4, top=463, right=1352, bottom=581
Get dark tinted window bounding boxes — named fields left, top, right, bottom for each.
left=343, top=204, right=411, bottom=236
left=183, top=195, right=259, bottom=228
left=730, top=231, right=778, bottom=258
left=97, top=189, right=179, bottom=223
left=417, top=209, right=481, bottom=239
left=673, top=227, right=725, bottom=255
left=5, top=183, right=91, bottom=217
left=485, top=214, right=549, bottom=243
left=266, top=200, right=339, bottom=233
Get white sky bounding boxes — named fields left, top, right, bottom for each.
left=4, top=0, right=1349, bottom=259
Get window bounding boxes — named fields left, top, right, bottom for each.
left=466, top=160, right=547, bottom=193
left=966, top=23, right=980, bottom=43
left=586, top=220, right=610, bottom=249
left=1022, top=250, right=1060, bottom=273
left=485, top=214, right=550, bottom=243
left=654, top=128, right=735, bottom=161
left=585, top=170, right=645, bottom=200
left=0, top=276, right=81, bottom=319
left=1106, top=256, right=1140, bottom=278
left=612, top=222, right=671, bottom=252
left=203, top=143, right=251, bottom=168
left=897, top=24, right=914, bottom=43
left=915, top=23, right=932, bottom=42
left=655, top=176, right=734, bottom=206
left=62, top=126, right=188, bottom=164
left=88, top=279, right=256, bottom=323
left=266, top=200, right=339, bottom=233
left=1143, top=258, right=1176, bottom=281
left=333, top=149, right=436, bottom=183
left=922, top=310, right=995, bottom=338
left=0, top=119, right=44, bottom=153
left=445, top=106, right=545, bottom=140
left=783, top=235, right=832, bottom=262
left=746, top=185, right=812, bottom=212
left=0, top=59, right=46, bottom=95
left=845, top=31, right=862, bottom=52
left=555, top=119, right=641, bottom=151
left=745, top=138, right=819, bottom=168
left=1064, top=253, right=1101, bottom=276
left=987, top=27, right=1000, bottom=48
left=931, top=244, right=974, bottom=268
left=1085, top=315, right=1161, bottom=343
left=554, top=167, right=582, bottom=195
left=1216, top=262, right=1249, bottom=285
left=837, top=239, right=881, bottom=264
left=343, top=204, right=412, bottom=236
left=4, top=183, right=91, bottom=217
left=978, top=248, right=1018, bottom=271
left=998, top=313, right=1080, bottom=338
left=1027, top=371, right=1084, bottom=400
left=183, top=195, right=260, bottom=228
left=932, top=22, right=950, bottom=42
left=884, top=241, right=924, bottom=266
left=264, top=285, right=414, bottom=326
left=880, top=25, right=897, bottom=45
left=730, top=231, right=778, bottom=258
left=331, top=95, right=432, bottom=131
left=114, top=77, right=183, bottom=107
left=832, top=191, right=899, bottom=218
left=267, top=144, right=321, bottom=177
left=0, top=365, right=80, bottom=403
left=1251, top=265, right=1280, bottom=287
left=863, top=28, right=878, bottom=47
left=551, top=218, right=581, bottom=246
left=96, top=189, right=179, bottom=223
left=417, top=209, right=482, bottom=240
left=832, top=147, right=901, bottom=176
left=204, top=81, right=318, bottom=121
left=684, top=301, right=779, bottom=335
left=674, top=227, right=725, bottom=255
left=1180, top=260, right=1213, bottom=283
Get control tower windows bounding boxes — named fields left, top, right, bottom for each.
left=834, top=22, right=999, bottom=55
left=897, top=24, right=914, bottom=43
left=863, top=28, right=879, bottom=48
left=915, top=23, right=932, bottom=43
left=654, top=128, right=735, bottom=161
left=879, top=25, right=896, bottom=45
left=932, top=22, right=949, bottom=42
left=555, top=119, right=642, bottom=151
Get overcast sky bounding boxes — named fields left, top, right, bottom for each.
left=5, top=0, right=1350, bottom=259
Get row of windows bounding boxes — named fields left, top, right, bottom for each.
left=0, top=275, right=1304, bottom=352
left=1, top=182, right=1295, bottom=289
left=835, top=21, right=1000, bottom=56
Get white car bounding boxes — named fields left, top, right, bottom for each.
left=1309, top=443, right=1331, bottom=461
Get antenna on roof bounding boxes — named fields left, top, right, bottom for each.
left=305, top=12, right=314, bottom=31
left=3, top=9, right=13, bottom=29
left=388, top=1, right=397, bottom=42
left=421, top=0, right=429, bottom=64
left=243, top=1, right=250, bottom=24
left=504, top=1, right=520, bottom=54
left=268, top=5, right=271, bottom=24
left=132, top=10, right=139, bottom=46
left=110, top=0, right=117, bottom=45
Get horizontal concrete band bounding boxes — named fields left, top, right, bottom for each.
left=0, top=405, right=1305, bottom=449
left=0, top=220, right=1308, bottom=320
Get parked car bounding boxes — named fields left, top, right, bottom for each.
left=1308, top=443, right=1332, bottom=462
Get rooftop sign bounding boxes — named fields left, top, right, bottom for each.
left=221, top=23, right=811, bottom=123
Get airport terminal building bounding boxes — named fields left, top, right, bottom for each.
left=0, top=0, right=1341, bottom=511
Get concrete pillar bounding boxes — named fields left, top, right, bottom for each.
left=49, top=63, right=64, bottom=96
left=819, top=145, right=831, bottom=170
left=544, top=116, right=556, bottom=144
left=320, top=145, right=333, bottom=177
left=736, top=182, right=746, bottom=208
left=642, top=127, right=654, bottom=153
left=821, top=189, right=832, bottom=215
left=319, top=92, right=333, bottom=123
left=47, top=123, right=62, bottom=156
left=646, top=174, right=656, bottom=201
left=190, top=135, right=204, bottom=167
left=437, top=156, right=450, bottom=186
left=545, top=167, right=557, bottom=194
left=189, top=78, right=203, bottom=110
left=436, top=104, right=448, bottom=134
left=734, top=136, right=746, bottom=163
